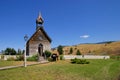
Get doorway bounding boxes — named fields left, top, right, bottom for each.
left=38, top=43, right=43, bottom=56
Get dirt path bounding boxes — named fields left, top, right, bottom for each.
left=0, top=61, right=49, bottom=70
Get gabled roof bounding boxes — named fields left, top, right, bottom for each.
left=27, top=27, right=52, bottom=43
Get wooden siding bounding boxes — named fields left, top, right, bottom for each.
left=26, top=27, right=51, bottom=56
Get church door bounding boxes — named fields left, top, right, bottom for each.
left=38, top=43, right=43, bottom=56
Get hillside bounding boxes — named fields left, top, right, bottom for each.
left=51, top=41, right=120, bottom=55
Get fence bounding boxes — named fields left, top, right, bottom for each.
left=0, top=55, right=110, bottom=60
left=0, top=55, right=17, bottom=60
left=63, top=55, right=110, bottom=59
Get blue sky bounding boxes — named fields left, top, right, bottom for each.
left=0, top=0, right=120, bottom=51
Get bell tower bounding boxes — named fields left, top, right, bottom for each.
left=36, top=12, right=44, bottom=30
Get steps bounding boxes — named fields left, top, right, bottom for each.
left=38, top=56, right=47, bottom=62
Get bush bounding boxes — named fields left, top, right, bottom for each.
left=48, top=57, right=53, bottom=62
left=71, top=58, right=77, bottom=63
left=60, top=55, right=64, bottom=60
left=71, top=58, right=90, bottom=64
left=110, top=56, right=120, bottom=60
left=27, top=55, right=38, bottom=61
left=16, top=55, right=24, bottom=61
left=76, top=59, right=90, bottom=64
left=44, top=50, right=52, bottom=59
left=117, top=56, right=120, bottom=60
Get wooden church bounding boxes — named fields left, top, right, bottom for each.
left=26, top=13, right=52, bottom=57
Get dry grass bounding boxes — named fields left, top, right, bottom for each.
left=52, top=41, right=120, bottom=55
left=0, top=61, right=38, bottom=67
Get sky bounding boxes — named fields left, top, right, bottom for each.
left=0, top=0, right=120, bottom=51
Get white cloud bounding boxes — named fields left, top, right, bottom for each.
left=80, top=35, right=90, bottom=39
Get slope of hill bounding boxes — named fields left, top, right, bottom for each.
left=51, top=41, right=120, bottom=55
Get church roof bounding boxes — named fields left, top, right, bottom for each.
left=27, top=27, right=52, bottom=43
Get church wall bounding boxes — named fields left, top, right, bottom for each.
left=28, top=41, right=51, bottom=56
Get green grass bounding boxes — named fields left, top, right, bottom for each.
left=0, top=61, right=37, bottom=67
left=0, top=61, right=23, bottom=67
left=0, top=59, right=120, bottom=80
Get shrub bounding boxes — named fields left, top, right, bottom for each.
left=110, top=56, right=120, bottom=60
left=16, top=55, right=24, bottom=61
left=71, top=58, right=90, bottom=64
left=48, top=57, right=53, bottom=62
left=117, top=56, right=120, bottom=60
left=71, top=58, right=77, bottom=63
left=110, top=56, right=116, bottom=59
left=76, top=59, right=90, bottom=64
left=60, top=55, right=64, bottom=60
left=27, top=55, right=38, bottom=61
left=44, top=50, right=52, bottom=59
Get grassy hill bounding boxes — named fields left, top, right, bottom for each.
left=52, top=41, right=120, bottom=55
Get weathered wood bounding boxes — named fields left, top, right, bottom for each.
left=26, top=14, right=51, bottom=56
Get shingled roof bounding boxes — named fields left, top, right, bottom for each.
left=27, top=27, right=52, bottom=43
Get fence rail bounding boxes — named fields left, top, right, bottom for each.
left=63, top=55, right=110, bottom=59
left=0, top=55, right=17, bottom=60
left=0, top=55, right=110, bottom=60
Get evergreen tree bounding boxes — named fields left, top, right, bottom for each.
left=57, top=45, right=64, bottom=55
left=17, top=49, right=22, bottom=55
left=76, top=50, right=81, bottom=55
left=69, top=47, right=73, bottom=54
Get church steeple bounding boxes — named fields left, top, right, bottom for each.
left=36, top=12, right=44, bottom=30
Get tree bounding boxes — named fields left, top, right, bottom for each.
left=17, top=49, right=24, bottom=55
left=4, top=48, right=17, bottom=55
left=1, top=50, right=5, bottom=54
left=17, top=49, right=22, bottom=55
left=57, top=45, right=64, bottom=55
left=69, top=47, right=73, bottom=54
left=11, top=48, right=17, bottom=55
left=76, top=50, right=81, bottom=55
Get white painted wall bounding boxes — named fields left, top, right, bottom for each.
left=0, top=55, right=110, bottom=60
left=0, top=55, right=17, bottom=60
left=63, top=55, right=110, bottom=59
